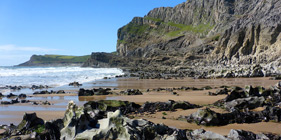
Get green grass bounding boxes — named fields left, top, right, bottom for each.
left=31, top=54, right=90, bottom=64
left=144, top=17, right=163, bottom=22
left=111, top=51, right=118, bottom=55
left=121, top=16, right=215, bottom=41
left=123, top=23, right=150, bottom=35
left=166, top=22, right=214, bottom=37
left=117, top=39, right=127, bottom=44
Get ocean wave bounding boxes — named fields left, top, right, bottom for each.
left=0, top=67, right=123, bottom=87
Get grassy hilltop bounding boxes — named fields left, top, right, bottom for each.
left=18, top=54, right=90, bottom=66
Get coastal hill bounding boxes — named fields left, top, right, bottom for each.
left=18, top=54, right=90, bottom=67
left=84, top=0, right=281, bottom=78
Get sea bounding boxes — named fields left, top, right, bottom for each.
left=0, top=66, right=124, bottom=124
left=0, top=66, right=123, bottom=88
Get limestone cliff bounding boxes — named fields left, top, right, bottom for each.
left=83, top=0, right=281, bottom=77
left=116, top=0, right=281, bottom=66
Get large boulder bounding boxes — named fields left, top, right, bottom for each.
left=78, top=88, right=94, bottom=96
left=186, top=108, right=222, bottom=126
left=83, top=100, right=141, bottom=115
left=60, top=101, right=188, bottom=140
left=225, top=87, right=248, bottom=102
left=186, top=129, right=226, bottom=140
left=185, top=107, right=280, bottom=126
left=225, top=96, right=265, bottom=111
left=140, top=100, right=200, bottom=113
left=228, top=129, right=268, bottom=140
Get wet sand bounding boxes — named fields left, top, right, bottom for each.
left=117, top=77, right=278, bottom=89
left=132, top=107, right=281, bottom=135
left=117, top=77, right=281, bottom=135
left=114, top=90, right=226, bottom=105
left=0, top=110, right=65, bottom=125
left=1, top=77, right=281, bottom=135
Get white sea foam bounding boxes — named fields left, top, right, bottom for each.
left=0, top=66, right=123, bottom=87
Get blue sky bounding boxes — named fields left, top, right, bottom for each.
left=0, top=0, right=185, bottom=66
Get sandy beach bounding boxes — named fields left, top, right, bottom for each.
left=1, top=77, right=281, bottom=135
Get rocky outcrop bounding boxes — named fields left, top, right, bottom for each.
left=185, top=106, right=281, bottom=126
left=1, top=101, right=280, bottom=140
left=119, top=89, right=143, bottom=95
left=78, top=88, right=112, bottom=96
left=140, top=100, right=200, bottom=113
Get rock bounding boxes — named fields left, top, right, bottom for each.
left=228, top=129, right=260, bottom=140
left=225, top=96, right=265, bottom=111
left=33, top=90, right=50, bottom=95
left=6, top=93, right=17, bottom=98
left=21, top=100, right=30, bottom=103
left=274, top=81, right=281, bottom=88
left=11, top=98, right=20, bottom=104
left=30, top=85, right=49, bottom=90
left=270, top=75, right=281, bottom=80
left=84, top=100, right=141, bottom=115
left=2, top=101, right=281, bottom=139
left=78, top=88, right=94, bottom=96
left=18, top=94, right=27, bottom=98
left=186, top=106, right=281, bottom=126
left=9, top=86, right=22, bottom=90
left=42, top=101, right=52, bottom=105
left=140, top=100, right=200, bottom=114
left=56, top=90, right=65, bottom=94
left=32, top=101, right=52, bottom=106
left=208, top=88, right=228, bottom=96
left=78, top=88, right=112, bottom=96
left=61, top=103, right=189, bottom=140
left=120, top=89, right=143, bottom=95
left=17, top=113, right=44, bottom=131
left=68, top=81, right=82, bottom=87
left=1, top=101, right=11, bottom=105
left=262, top=107, right=281, bottom=122
left=225, top=87, right=248, bottom=102
left=93, top=88, right=112, bottom=95
left=244, top=85, right=264, bottom=96
left=186, top=108, right=222, bottom=126
left=202, top=86, right=212, bottom=90
left=186, top=129, right=226, bottom=140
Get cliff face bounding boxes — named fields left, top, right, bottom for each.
left=116, top=0, right=281, bottom=66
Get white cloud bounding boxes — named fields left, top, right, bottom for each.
left=0, top=44, right=58, bottom=52
left=0, top=44, right=60, bottom=66
left=0, top=54, right=31, bottom=66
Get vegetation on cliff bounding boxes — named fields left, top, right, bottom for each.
left=18, top=54, right=90, bottom=66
